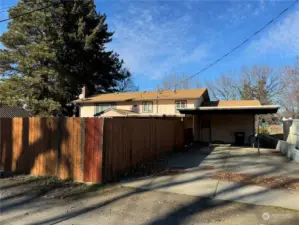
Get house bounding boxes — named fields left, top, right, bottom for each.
left=73, top=88, right=279, bottom=145
left=74, top=87, right=209, bottom=116
left=0, top=104, right=31, bottom=118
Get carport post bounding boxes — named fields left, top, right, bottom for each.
left=257, top=114, right=260, bottom=155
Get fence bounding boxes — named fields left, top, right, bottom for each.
left=0, top=117, right=184, bottom=183
left=0, top=118, right=103, bottom=183
left=284, top=119, right=299, bottom=149
left=258, top=134, right=280, bottom=149
left=103, top=118, right=184, bottom=182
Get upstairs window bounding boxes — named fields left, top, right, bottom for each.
left=142, top=101, right=153, bottom=113
left=95, top=103, right=115, bottom=113
left=175, top=100, right=187, bottom=112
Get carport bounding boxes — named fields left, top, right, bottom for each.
left=180, top=103, right=279, bottom=145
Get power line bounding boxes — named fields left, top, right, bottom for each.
left=0, top=0, right=94, bottom=23
left=0, top=1, right=64, bottom=23
left=173, top=0, right=299, bottom=89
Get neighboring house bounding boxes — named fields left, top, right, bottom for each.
left=74, top=88, right=279, bottom=145
left=0, top=104, right=31, bottom=118
left=74, top=88, right=209, bottom=117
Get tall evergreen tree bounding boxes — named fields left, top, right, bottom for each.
left=0, top=0, right=130, bottom=116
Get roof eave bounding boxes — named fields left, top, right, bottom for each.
left=73, top=97, right=202, bottom=104
left=180, top=105, right=280, bottom=115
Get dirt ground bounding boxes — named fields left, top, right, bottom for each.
left=1, top=175, right=299, bottom=225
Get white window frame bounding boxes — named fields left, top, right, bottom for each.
left=142, top=101, right=153, bottom=113
left=175, top=100, right=187, bottom=112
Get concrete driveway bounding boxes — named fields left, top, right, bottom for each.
left=164, top=145, right=299, bottom=177
left=122, top=145, right=299, bottom=210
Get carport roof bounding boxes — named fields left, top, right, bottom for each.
left=180, top=105, right=280, bottom=115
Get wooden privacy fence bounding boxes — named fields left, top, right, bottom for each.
left=0, top=117, right=103, bottom=183
left=0, top=117, right=184, bottom=183
left=103, top=117, right=184, bottom=182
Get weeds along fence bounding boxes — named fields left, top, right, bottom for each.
left=0, top=117, right=184, bottom=183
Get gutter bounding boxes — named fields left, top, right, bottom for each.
left=182, top=105, right=280, bottom=111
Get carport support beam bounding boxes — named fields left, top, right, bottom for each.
left=257, top=114, right=260, bottom=156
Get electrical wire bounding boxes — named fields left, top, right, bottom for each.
left=172, top=0, right=299, bottom=89
left=0, top=0, right=64, bottom=23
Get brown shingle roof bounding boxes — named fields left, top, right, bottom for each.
left=201, top=100, right=261, bottom=107
left=218, top=100, right=261, bottom=107
left=74, top=88, right=207, bottom=103
left=0, top=105, right=31, bottom=118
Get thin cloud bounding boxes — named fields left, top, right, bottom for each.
left=108, top=2, right=211, bottom=79
left=248, top=6, right=299, bottom=56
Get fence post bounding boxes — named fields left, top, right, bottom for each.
left=80, top=118, right=86, bottom=182
left=99, top=118, right=104, bottom=184
left=257, top=115, right=260, bottom=155
left=56, top=117, right=62, bottom=178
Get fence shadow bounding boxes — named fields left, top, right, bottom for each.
left=2, top=146, right=299, bottom=225
left=0, top=118, right=77, bottom=179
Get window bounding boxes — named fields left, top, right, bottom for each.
left=95, top=103, right=115, bottom=113
left=142, top=101, right=153, bottom=113
left=175, top=100, right=187, bottom=112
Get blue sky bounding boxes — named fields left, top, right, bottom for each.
left=1, top=0, right=298, bottom=91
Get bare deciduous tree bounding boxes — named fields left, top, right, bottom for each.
left=206, top=73, right=240, bottom=100
left=207, top=65, right=285, bottom=105
left=281, top=58, right=299, bottom=118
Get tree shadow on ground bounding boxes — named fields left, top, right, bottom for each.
left=2, top=146, right=299, bottom=225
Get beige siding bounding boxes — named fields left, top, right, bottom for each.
left=79, top=98, right=201, bottom=117
left=117, top=99, right=198, bottom=115
left=211, top=114, right=254, bottom=144
left=195, top=114, right=254, bottom=144
left=80, top=104, right=95, bottom=117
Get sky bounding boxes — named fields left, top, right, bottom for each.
left=0, top=0, right=298, bottom=91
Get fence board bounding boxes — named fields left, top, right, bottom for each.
left=83, top=118, right=103, bottom=183
left=59, top=118, right=83, bottom=181
left=1, top=117, right=184, bottom=184
left=103, top=117, right=184, bottom=182
left=0, top=117, right=88, bottom=182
